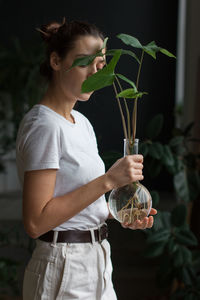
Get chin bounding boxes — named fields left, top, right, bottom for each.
left=78, top=92, right=93, bottom=101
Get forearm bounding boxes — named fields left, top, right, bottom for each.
left=29, top=174, right=113, bottom=238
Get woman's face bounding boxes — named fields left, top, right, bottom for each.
left=52, top=35, right=105, bottom=102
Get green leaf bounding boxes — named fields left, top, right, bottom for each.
left=169, top=136, right=184, bottom=148
left=106, top=49, right=122, bottom=71
left=168, top=238, right=178, bottom=254
left=148, top=142, right=164, bottom=160
left=173, top=247, right=184, bottom=267
left=175, top=228, right=198, bottom=247
left=102, top=37, right=108, bottom=49
left=161, top=145, right=174, bottom=166
left=169, top=136, right=186, bottom=156
left=117, top=88, right=147, bottom=99
left=116, top=73, right=137, bottom=89
left=181, top=267, right=194, bottom=286
left=171, top=204, right=187, bottom=227
left=106, top=49, right=140, bottom=64
left=173, top=170, right=190, bottom=202
left=117, top=33, right=143, bottom=49
left=143, top=41, right=161, bottom=59
left=146, top=229, right=170, bottom=244
left=69, top=38, right=108, bottom=70
left=145, top=114, right=164, bottom=139
left=160, top=48, right=176, bottom=58
left=81, top=49, right=122, bottom=93
left=70, top=52, right=102, bottom=69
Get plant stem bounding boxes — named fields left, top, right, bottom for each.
left=132, top=50, right=145, bottom=141
left=112, top=81, right=128, bottom=140
left=115, top=76, right=131, bottom=142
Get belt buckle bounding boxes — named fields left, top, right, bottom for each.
left=98, top=224, right=108, bottom=242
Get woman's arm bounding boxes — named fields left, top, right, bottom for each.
left=23, top=154, right=144, bottom=238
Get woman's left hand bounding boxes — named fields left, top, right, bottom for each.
left=121, top=208, right=157, bottom=230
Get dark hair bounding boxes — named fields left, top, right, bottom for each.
left=37, top=17, right=104, bottom=81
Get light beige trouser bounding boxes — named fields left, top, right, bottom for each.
left=23, top=237, right=117, bottom=300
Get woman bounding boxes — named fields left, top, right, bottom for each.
left=16, top=18, right=157, bottom=300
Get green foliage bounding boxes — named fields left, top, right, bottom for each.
left=140, top=115, right=200, bottom=297
left=81, top=49, right=122, bottom=93
left=117, top=33, right=176, bottom=59
left=0, top=37, right=46, bottom=169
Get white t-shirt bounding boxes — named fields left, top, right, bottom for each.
left=16, top=104, right=109, bottom=230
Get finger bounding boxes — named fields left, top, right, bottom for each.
left=147, top=216, right=154, bottom=228
left=140, top=217, right=149, bottom=229
left=149, top=208, right=157, bottom=215
left=132, top=154, right=143, bottom=163
left=122, top=221, right=137, bottom=230
left=132, top=169, right=143, bottom=175
left=132, top=162, right=143, bottom=170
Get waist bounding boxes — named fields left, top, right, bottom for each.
left=38, top=223, right=108, bottom=244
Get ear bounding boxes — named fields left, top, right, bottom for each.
left=49, top=52, right=61, bottom=71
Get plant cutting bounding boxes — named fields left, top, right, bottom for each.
left=70, top=33, right=176, bottom=224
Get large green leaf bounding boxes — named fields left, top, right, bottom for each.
left=143, top=41, right=161, bottom=59
left=145, top=114, right=164, bottom=139
left=146, top=229, right=170, bottom=244
left=102, top=37, right=109, bottom=49
left=174, top=170, right=190, bottom=202
left=116, top=73, right=136, bottom=89
left=174, top=228, right=198, bottom=247
left=69, top=37, right=108, bottom=70
left=81, top=49, right=122, bottom=93
left=117, top=33, right=143, bottom=49
left=161, top=145, right=174, bottom=167
left=117, top=34, right=176, bottom=60
left=160, top=48, right=176, bottom=58
left=117, top=88, right=147, bottom=99
left=106, top=49, right=140, bottom=64
left=148, top=142, right=164, bottom=160
left=168, top=237, right=178, bottom=254
left=69, top=51, right=104, bottom=69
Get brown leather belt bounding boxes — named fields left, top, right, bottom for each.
left=38, top=224, right=108, bottom=243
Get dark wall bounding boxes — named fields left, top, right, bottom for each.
left=1, top=0, right=178, bottom=155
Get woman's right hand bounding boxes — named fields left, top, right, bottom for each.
left=105, top=154, right=144, bottom=189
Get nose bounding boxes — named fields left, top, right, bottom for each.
left=87, top=63, right=98, bottom=78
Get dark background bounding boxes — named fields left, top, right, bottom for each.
left=0, top=0, right=178, bottom=153
left=0, top=1, right=178, bottom=299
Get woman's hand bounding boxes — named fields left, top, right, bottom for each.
left=121, top=208, right=157, bottom=230
left=105, top=154, right=144, bottom=190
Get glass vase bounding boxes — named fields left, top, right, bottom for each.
left=108, top=138, right=152, bottom=223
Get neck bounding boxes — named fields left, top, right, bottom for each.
left=40, top=84, right=77, bottom=122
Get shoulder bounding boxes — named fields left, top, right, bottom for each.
left=16, top=105, right=60, bottom=147
left=19, top=105, right=60, bottom=132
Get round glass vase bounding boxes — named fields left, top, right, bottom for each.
left=108, top=138, right=152, bottom=223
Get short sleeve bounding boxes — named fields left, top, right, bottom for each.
left=20, top=122, right=61, bottom=171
